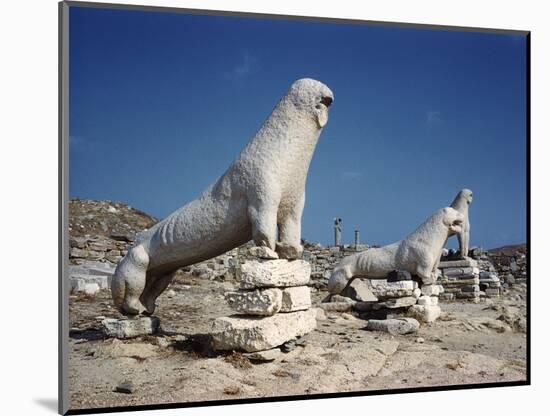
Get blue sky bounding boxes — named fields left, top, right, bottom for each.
left=69, top=6, right=527, bottom=249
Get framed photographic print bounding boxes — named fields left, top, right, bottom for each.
left=59, top=1, right=529, bottom=414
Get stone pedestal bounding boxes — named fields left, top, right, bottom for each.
left=211, top=258, right=317, bottom=352
left=438, top=258, right=487, bottom=302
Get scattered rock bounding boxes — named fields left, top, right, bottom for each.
left=366, top=318, right=420, bottom=335
left=342, top=278, right=378, bottom=302
left=115, top=381, right=134, bottom=394
left=102, top=317, right=160, bottom=339
left=281, top=286, right=311, bottom=312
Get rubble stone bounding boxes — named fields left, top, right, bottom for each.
left=102, top=317, right=160, bottom=339
left=366, top=318, right=420, bottom=335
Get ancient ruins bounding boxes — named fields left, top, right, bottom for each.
left=66, top=79, right=527, bottom=408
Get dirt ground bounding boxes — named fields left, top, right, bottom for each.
left=68, top=275, right=527, bottom=411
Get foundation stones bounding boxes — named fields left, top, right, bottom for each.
left=238, top=260, right=311, bottom=289
left=438, top=258, right=483, bottom=302
left=211, top=258, right=317, bottom=352
left=225, top=289, right=283, bottom=316
left=366, top=318, right=420, bottom=335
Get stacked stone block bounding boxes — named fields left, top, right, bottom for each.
left=438, top=258, right=482, bottom=302
left=324, top=271, right=442, bottom=323
left=479, top=271, right=502, bottom=297
left=211, top=256, right=317, bottom=352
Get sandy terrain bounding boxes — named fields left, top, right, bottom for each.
left=68, top=275, right=527, bottom=411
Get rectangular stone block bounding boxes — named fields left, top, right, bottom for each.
left=455, top=292, right=480, bottom=299
left=369, top=279, right=417, bottom=299
left=225, top=288, right=282, bottom=316
left=461, top=284, right=480, bottom=293
left=238, top=260, right=311, bottom=289
left=439, top=258, right=478, bottom=269
left=408, top=304, right=441, bottom=323
left=485, top=288, right=501, bottom=297
left=421, top=284, right=441, bottom=296
left=211, top=309, right=317, bottom=352
left=280, top=286, right=311, bottom=312
left=70, top=275, right=110, bottom=292
left=443, top=267, right=479, bottom=277
left=380, top=296, right=417, bottom=309
left=102, top=317, right=160, bottom=339
left=440, top=277, right=480, bottom=286
left=417, top=295, right=438, bottom=306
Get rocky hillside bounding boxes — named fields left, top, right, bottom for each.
left=69, top=199, right=157, bottom=241
left=69, top=199, right=157, bottom=265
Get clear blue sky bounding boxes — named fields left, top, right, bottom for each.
left=69, top=6, right=527, bottom=249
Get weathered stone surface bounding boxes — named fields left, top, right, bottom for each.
left=439, top=258, right=478, bottom=268
left=485, top=288, right=501, bottom=297
left=102, top=317, right=160, bottom=339
left=320, top=302, right=354, bottom=312
left=328, top=207, right=465, bottom=294
left=420, top=284, right=442, bottom=296
left=456, top=292, right=481, bottom=299
left=366, top=318, right=420, bottom=335
left=238, top=260, right=311, bottom=289
left=70, top=274, right=110, bottom=292
left=211, top=309, right=317, bottom=352
left=280, top=286, right=311, bottom=312
left=369, top=279, right=418, bottom=299
left=461, top=284, right=480, bottom=293
left=380, top=296, right=417, bottom=309
left=111, top=79, right=333, bottom=315
left=342, top=278, right=378, bottom=301
left=83, top=283, right=100, bottom=296
left=115, top=382, right=134, bottom=394
left=443, top=267, right=479, bottom=277
left=417, top=295, right=438, bottom=306
left=225, top=289, right=282, bottom=315
left=440, top=277, right=480, bottom=286
left=248, top=246, right=279, bottom=260
left=408, top=305, right=441, bottom=323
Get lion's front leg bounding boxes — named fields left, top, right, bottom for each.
left=276, top=195, right=305, bottom=260
left=416, top=260, right=439, bottom=285
left=248, top=190, right=280, bottom=251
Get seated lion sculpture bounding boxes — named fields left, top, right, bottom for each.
left=328, top=207, right=464, bottom=294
